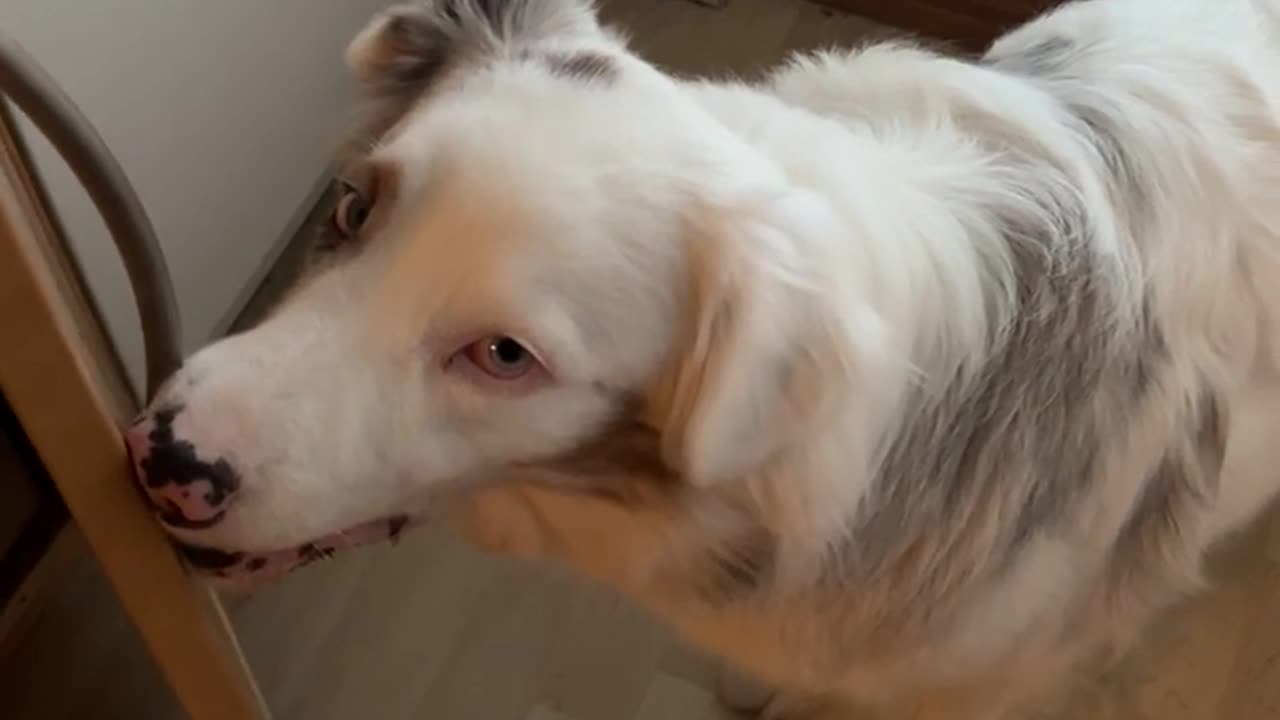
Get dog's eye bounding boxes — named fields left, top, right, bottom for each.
left=463, top=336, right=539, bottom=380
left=332, top=188, right=372, bottom=238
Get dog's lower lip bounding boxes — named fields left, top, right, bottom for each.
left=177, top=513, right=426, bottom=581
left=174, top=541, right=244, bottom=571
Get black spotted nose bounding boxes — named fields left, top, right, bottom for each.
left=126, top=406, right=240, bottom=530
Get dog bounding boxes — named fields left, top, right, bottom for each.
left=126, top=0, right=1280, bottom=717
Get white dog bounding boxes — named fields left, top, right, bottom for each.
left=127, top=0, right=1280, bottom=717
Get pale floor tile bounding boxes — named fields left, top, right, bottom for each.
left=526, top=706, right=575, bottom=720
left=782, top=1, right=900, bottom=55
left=1217, top=519, right=1280, bottom=720
left=632, top=673, right=730, bottom=720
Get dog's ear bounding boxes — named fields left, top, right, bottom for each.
left=649, top=189, right=856, bottom=488
left=345, top=4, right=451, bottom=94
left=346, top=1, right=601, bottom=93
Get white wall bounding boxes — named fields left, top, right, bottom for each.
left=3, top=0, right=388, bottom=395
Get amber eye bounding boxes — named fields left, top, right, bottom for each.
left=332, top=188, right=372, bottom=238
left=463, top=336, right=539, bottom=380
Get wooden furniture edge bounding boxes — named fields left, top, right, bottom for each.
left=0, top=114, right=269, bottom=718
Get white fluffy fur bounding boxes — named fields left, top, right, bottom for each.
left=140, top=1, right=1280, bottom=717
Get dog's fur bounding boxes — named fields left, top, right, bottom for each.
left=132, top=0, right=1280, bottom=716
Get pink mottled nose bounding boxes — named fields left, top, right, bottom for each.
left=126, top=406, right=240, bottom=530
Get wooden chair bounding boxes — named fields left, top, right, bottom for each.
left=0, top=102, right=269, bottom=720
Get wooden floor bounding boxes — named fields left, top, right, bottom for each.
left=3, top=2, right=1280, bottom=719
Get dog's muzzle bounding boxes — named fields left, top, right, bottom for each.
left=126, top=405, right=240, bottom=530
left=126, top=404, right=420, bottom=582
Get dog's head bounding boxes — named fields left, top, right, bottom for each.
left=126, top=0, right=850, bottom=580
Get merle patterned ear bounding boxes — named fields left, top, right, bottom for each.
left=345, top=5, right=453, bottom=95
left=345, top=1, right=602, bottom=96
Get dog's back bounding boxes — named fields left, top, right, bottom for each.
left=662, top=0, right=1280, bottom=712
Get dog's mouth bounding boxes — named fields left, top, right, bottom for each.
left=172, top=513, right=421, bottom=582
left=123, top=420, right=428, bottom=583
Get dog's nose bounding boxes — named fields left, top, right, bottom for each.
left=126, top=406, right=241, bottom=530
